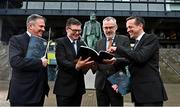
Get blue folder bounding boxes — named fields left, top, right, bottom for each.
left=26, top=36, right=47, bottom=59
left=107, top=66, right=131, bottom=96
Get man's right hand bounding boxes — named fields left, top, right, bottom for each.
left=103, top=57, right=116, bottom=65
left=41, top=57, right=48, bottom=67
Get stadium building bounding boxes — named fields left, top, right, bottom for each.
left=0, top=0, right=180, bottom=86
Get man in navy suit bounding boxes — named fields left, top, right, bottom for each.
left=109, top=16, right=168, bottom=106
left=7, top=14, right=49, bottom=106
left=53, top=17, right=94, bottom=106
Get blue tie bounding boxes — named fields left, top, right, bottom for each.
left=72, top=41, right=77, bottom=54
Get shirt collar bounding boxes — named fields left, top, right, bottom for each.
left=67, top=36, right=76, bottom=43
left=136, top=32, right=145, bottom=41
left=26, top=31, right=31, bottom=37
left=106, top=35, right=115, bottom=41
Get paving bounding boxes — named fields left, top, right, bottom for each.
left=0, top=81, right=180, bottom=106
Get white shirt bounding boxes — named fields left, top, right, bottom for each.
left=26, top=31, right=32, bottom=37
left=68, top=37, right=77, bottom=54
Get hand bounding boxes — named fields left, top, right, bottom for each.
left=103, top=57, right=116, bottom=65
left=41, top=57, right=48, bottom=67
left=112, top=84, right=118, bottom=93
left=75, top=57, right=95, bottom=71
left=107, top=46, right=117, bottom=53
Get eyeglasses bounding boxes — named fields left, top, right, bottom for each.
left=69, top=27, right=82, bottom=33
left=103, top=26, right=115, bottom=30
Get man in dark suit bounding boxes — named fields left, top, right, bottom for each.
left=7, top=14, right=49, bottom=106
left=109, top=16, right=168, bottom=106
left=53, top=17, right=94, bottom=106
left=94, top=17, right=130, bottom=106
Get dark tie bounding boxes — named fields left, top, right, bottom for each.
left=133, top=40, right=139, bottom=50
left=72, top=41, right=77, bottom=54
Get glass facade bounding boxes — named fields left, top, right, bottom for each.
left=18, top=0, right=180, bottom=12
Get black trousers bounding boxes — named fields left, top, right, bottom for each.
left=132, top=92, right=163, bottom=107
left=10, top=94, right=45, bottom=106
left=56, top=94, right=82, bottom=106
left=135, top=101, right=163, bottom=107
left=96, top=80, right=123, bottom=106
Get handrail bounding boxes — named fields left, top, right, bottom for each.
left=160, top=49, right=180, bottom=77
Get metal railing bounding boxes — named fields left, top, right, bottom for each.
left=160, top=49, right=180, bottom=77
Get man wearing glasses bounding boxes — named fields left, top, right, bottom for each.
left=53, top=17, right=94, bottom=106
left=94, top=17, right=130, bottom=106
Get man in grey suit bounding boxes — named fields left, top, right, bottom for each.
left=109, top=16, right=168, bottom=106
left=7, top=14, right=49, bottom=106
left=94, top=17, right=130, bottom=106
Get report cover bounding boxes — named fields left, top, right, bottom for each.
left=107, top=69, right=131, bottom=96
left=76, top=46, right=114, bottom=63
left=26, top=36, right=47, bottom=59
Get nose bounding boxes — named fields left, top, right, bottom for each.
left=127, top=28, right=130, bottom=33
left=106, top=28, right=111, bottom=32
left=41, top=27, right=45, bottom=32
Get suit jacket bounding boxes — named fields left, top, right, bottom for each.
left=95, top=35, right=130, bottom=90
left=116, top=33, right=168, bottom=103
left=53, top=37, right=87, bottom=96
left=8, top=33, right=49, bottom=105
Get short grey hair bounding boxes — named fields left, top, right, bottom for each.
left=103, top=16, right=117, bottom=25
left=26, top=14, right=46, bottom=26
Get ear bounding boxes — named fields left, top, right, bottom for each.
left=115, top=24, right=118, bottom=30
left=65, top=26, right=69, bottom=32
left=28, top=23, right=33, bottom=30
left=139, top=23, right=144, bottom=29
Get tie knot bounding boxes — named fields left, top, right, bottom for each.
left=108, top=38, right=112, bottom=41
left=72, top=41, right=76, bottom=44
left=135, top=40, right=139, bottom=44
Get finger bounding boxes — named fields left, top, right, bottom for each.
left=78, top=56, right=82, bottom=61
left=83, top=57, right=91, bottom=62
left=86, top=61, right=94, bottom=65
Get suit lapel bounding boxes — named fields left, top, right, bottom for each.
left=65, top=37, right=76, bottom=57
left=113, top=35, right=119, bottom=46
left=77, top=40, right=81, bottom=52
left=102, top=38, right=106, bottom=51
left=23, top=33, right=31, bottom=53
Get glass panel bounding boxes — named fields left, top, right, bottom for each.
left=62, top=2, right=78, bottom=10
left=170, top=4, right=180, bottom=11
left=114, top=3, right=130, bottom=10
left=28, top=2, right=43, bottom=9
left=140, top=0, right=148, bottom=1
left=157, top=0, right=165, bottom=2
left=149, top=4, right=164, bottom=11
left=21, top=2, right=27, bottom=9
left=45, top=2, right=60, bottom=9
left=96, top=3, right=112, bottom=10
left=131, top=3, right=147, bottom=11
left=79, top=2, right=95, bottom=10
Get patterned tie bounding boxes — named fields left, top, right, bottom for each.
left=107, top=38, right=113, bottom=50
left=133, top=40, right=139, bottom=50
